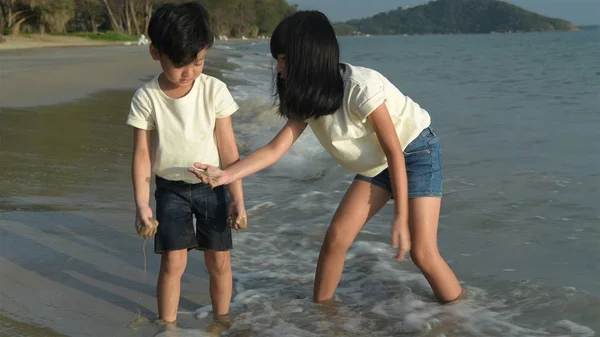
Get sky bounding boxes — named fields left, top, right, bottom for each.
left=289, top=0, right=600, bottom=25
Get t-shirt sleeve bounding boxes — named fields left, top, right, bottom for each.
left=351, top=79, right=387, bottom=123
left=214, top=81, right=239, bottom=119
left=126, top=89, right=155, bottom=130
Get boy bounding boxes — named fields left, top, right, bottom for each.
left=126, top=2, right=246, bottom=324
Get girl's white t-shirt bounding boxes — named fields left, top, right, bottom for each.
left=308, top=63, right=431, bottom=177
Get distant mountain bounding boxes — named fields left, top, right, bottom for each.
left=334, top=0, right=577, bottom=36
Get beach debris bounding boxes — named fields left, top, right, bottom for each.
left=124, top=34, right=149, bottom=46
left=126, top=308, right=150, bottom=331
left=137, top=34, right=149, bottom=45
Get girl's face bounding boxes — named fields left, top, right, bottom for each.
left=276, top=54, right=286, bottom=79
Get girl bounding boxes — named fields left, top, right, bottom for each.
left=189, top=10, right=462, bottom=304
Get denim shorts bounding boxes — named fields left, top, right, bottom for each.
left=354, top=126, right=443, bottom=198
left=154, top=176, right=232, bottom=253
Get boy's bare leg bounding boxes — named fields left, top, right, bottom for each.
left=157, top=249, right=188, bottom=322
left=204, top=250, right=233, bottom=316
left=313, top=180, right=391, bottom=302
left=409, top=197, right=462, bottom=303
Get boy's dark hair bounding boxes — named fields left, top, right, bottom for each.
left=148, top=2, right=214, bottom=67
left=270, top=10, right=345, bottom=121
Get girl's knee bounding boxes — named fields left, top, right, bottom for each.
left=161, top=250, right=187, bottom=276
left=322, top=227, right=353, bottom=254
left=205, top=251, right=232, bottom=277
left=410, top=245, right=440, bottom=270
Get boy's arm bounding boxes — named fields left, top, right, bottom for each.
left=127, top=88, right=155, bottom=227
left=215, top=116, right=244, bottom=206
left=132, top=128, right=154, bottom=225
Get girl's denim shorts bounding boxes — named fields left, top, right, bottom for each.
left=354, top=126, right=443, bottom=198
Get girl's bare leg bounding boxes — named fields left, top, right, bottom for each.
left=313, top=180, right=391, bottom=302
left=409, top=197, right=462, bottom=303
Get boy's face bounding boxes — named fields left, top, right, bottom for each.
left=150, top=46, right=207, bottom=87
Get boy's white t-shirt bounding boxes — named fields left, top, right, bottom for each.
left=308, top=63, right=431, bottom=178
left=126, top=73, right=239, bottom=183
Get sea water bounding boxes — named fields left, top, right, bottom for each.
left=155, top=32, right=600, bottom=336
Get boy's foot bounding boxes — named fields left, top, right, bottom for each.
left=155, top=320, right=177, bottom=336
left=206, top=315, right=230, bottom=336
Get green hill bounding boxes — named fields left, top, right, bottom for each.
left=336, top=0, right=577, bottom=35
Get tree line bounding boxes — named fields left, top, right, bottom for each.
left=1, top=0, right=296, bottom=38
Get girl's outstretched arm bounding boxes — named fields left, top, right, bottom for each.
left=191, top=119, right=307, bottom=187
left=367, top=103, right=411, bottom=260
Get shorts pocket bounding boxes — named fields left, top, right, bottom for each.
left=427, top=135, right=439, bottom=146
left=403, top=139, right=431, bottom=156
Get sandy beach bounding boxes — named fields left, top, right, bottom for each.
left=0, top=36, right=243, bottom=108
left=0, top=42, right=236, bottom=337
left=0, top=34, right=127, bottom=51
left=0, top=43, right=158, bottom=108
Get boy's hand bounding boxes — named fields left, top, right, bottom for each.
left=188, top=162, right=230, bottom=188
left=135, top=205, right=157, bottom=238
left=228, top=200, right=247, bottom=230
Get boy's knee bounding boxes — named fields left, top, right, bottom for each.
left=205, top=251, right=231, bottom=277
left=161, top=250, right=187, bottom=276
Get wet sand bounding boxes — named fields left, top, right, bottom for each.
left=1, top=45, right=158, bottom=107
left=0, top=45, right=236, bottom=336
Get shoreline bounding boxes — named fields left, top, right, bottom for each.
left=1, top=30, right=586, bottom=52
left=0, top=44, right=158, bottom=108
left=0, top=42, right=239, bottom=108
left=0, top=34, right=265, bottom=51
left=0, top=34, right=127, bottom=51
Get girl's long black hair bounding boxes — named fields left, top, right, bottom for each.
left=270, top=11, right=345, bottom=121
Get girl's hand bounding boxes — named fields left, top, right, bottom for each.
left=228, top=200, right=248, bottom=230
left=391, top=217, right=411, bottom=260
left=188, top=162, right=231, bottom=188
